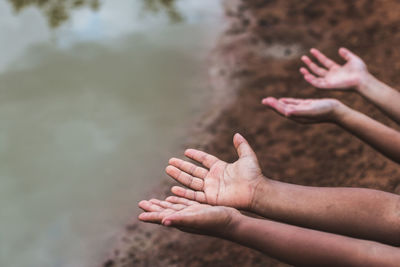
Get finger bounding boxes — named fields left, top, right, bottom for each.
left=283, top=103, right=310, bottom=115
left=148, top=198, right=165, bottom=206
left=300, top=67, right=311, bottom=75
left=151, top=199, right=187, bottom=211
left=301, top=56, right=327, bottom=76
left=171, top=186, right=207, bottom=203
left=310, top=48, right=338, bottom=69
left=280, top=98, right=304, bottom=105
left=162, top=211, right=203, bottom=228
left=184, top=149, right=219, bottom=169
left=165, top=165, right=204, bottom=191
left=288, top=108, right=312, bottom=117
left=138, top=200, right=164, bottom=212
left=165, top=196, right=199, bottom=206
left=233, top=133, right=256, bottom=158
left=138, top=210, right=174, bottom=224
left=168, top=158, right=208, bottom=179
left=338, top=47, right=357, bottom=61
left=304, top=74, right=330, bottom=89
left=262, top=97, right=291, bottom=116
left=138, top=212, right=163, bottom=223
left=162, top=213, right=190, bottom=227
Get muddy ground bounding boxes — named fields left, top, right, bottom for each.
left=104, top=0, right=400, bottom=266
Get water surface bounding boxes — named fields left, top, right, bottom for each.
left=0, top=1, right=223, bottom=266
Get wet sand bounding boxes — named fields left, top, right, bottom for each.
left=105, top=0, right=400, bottom=266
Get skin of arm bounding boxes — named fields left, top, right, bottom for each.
left=138, top=197, right=400, bottom=267
left=335, top=102, right=400, bottom=163
left=230, top=212, right=400, bottom=267
left=260, top=99, right=400, bottom=244
left=262, top=97, right=400, bottom=164
left=301, top=47, right=400, bottom=124
left=252, top=177, right=400, bottom=247
left=166, top=133, right=400, bottom=246
left=356, top=73, right=400, bottom=124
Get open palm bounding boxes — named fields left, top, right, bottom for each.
left=262, top=97, right=341, bottom=123
left=138, top=196, right=239, bottom=236
left=300, top=48, right=367, bottom=89
left=165, top=133, right=264, bottom=210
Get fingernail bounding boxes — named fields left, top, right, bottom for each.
left=163, top=220, right=172, bottom=226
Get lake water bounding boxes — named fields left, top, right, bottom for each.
left=0, top=1, right=223, bottom=266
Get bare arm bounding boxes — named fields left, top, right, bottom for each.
left=357, top=73, right=400, bottom=124
left=261, top=99, right=400, bottom=244
left=138, top=197, right=400, bottom=267
left=230, top=213, right=400, bottom=267
left=335, top=103, right=400, bottom=163
left=263, top=97, right=400, bottom=163
left=252, top=177, right=400, bottom=246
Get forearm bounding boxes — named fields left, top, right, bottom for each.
left=357, top=73, right=400, bottom=124
left=226, top=214, right=400, bottom=267
left=251, top=178, right=400, bottom=245
left=334, top=103, right=400, bottom=163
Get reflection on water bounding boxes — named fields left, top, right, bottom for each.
left=143, top=0, right=182, bottom=22
left=7, top=0, right=181, bottom=28
left=0, top=0, right=222, bottom=266
left=8, top=0, right=100, bottom=28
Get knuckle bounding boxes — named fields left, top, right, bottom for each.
left=189, top=164, right=196, bottom=174
left=188, top=176, right=194, bottom=188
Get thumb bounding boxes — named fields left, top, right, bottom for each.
left=233, top=133, right=256, bottom=158
left=162, top=213, right=193, bottom=228
left=339, top=47, right=357, bottom=61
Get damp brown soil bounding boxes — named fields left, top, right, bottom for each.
left=104, top=0, right=400, bottom=266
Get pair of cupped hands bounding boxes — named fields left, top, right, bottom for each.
left=138, top=47, right=368, bottom=235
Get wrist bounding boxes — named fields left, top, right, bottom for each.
left=355, top=72, right=375, bottom=95
left=332, top=101, right=352, bottom=124
left=250, top=176, right=274, bottom=215
left=222, top=209, right=245, bottom=239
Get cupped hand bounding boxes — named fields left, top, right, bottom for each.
left=300, top=48, right=368, bottom=90
left=165, top=133, right=265, bottom=210
left=262, top=97, right=342, bottom=123
left=138, top=196, right=240, bottom=237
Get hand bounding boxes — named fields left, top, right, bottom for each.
left=300, top=48, right=368, bottom=90
left=262, top=97, right=343, bottom=123
left=165, top=133, right=265, bottom=210
left=138, top=196, right=240, bottom=237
